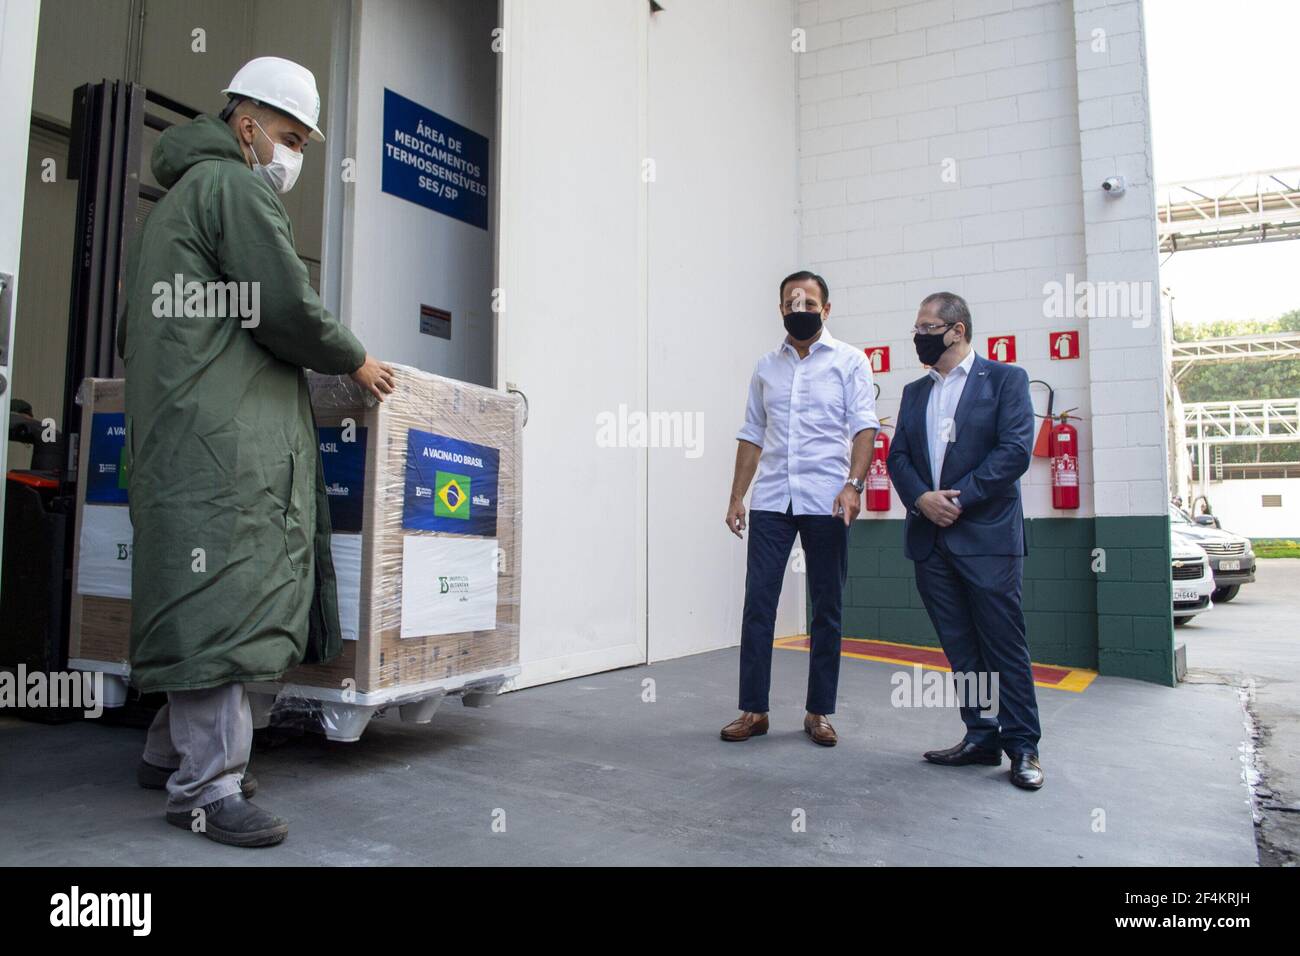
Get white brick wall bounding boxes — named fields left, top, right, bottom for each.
left=796, top=0, right=1167, bottom=519
left=1070, top=0, right=1169, bottom=516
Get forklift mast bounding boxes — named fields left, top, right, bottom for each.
left=0, top=81, right=196, bottom=685
left=62, top=81, right=198, bottom=490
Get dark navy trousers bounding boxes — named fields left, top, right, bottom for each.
left=913, top=535, right=1041, bottom=757
left=738, top=503, right=848, bottom=716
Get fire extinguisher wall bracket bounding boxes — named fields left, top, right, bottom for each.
left=865, top=422, right=892, bottom=512
left=1029, top=378, right=1055, bottom=459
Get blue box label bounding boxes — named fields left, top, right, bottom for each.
left=402, top=429, right=499, bottom=536
left=86, top=412, right=129, bottom=504
left=381, top=88, right=489, bottom=229
left=319, top=426, right=368, bottom=534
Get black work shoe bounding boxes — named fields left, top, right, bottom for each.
left=165, top=792, right=288, bottom=847
left=1009, top=753, right=1045, bottom=790
left=138, top=760, right=258, bottom=799
left=923, top=740, right=1003, bottom=767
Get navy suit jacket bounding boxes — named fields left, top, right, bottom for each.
left=887, top=352, right=1034, bottom=561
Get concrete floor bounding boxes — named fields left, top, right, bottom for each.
left=1175, top=558, right=1300, bottom=865
left=0, top=628, right=1259, bottom=866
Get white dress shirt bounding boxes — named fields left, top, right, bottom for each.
left=737, top=326, right=880, bottom=516
left=924, top=347, right=975, bottom=491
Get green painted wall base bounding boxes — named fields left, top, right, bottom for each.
left=1094, top=515, right=1176, bottom=686
left=822, top=515, right=1175, bottom=686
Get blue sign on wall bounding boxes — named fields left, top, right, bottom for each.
left=402, top=429, right=499, bottom=537
left=381, top=88, right=489, bottom=229
left=86, top=412, right=129, bottom=504
left=319, top=426, right=368, bottom=534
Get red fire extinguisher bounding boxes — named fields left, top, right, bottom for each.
left=866, top=420, right=892, bottom=512
left=1049, top=411, right=1080, bottom=510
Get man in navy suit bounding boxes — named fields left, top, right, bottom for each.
left=887, top=292, right=1044, bottom=790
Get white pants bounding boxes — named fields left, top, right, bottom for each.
left=143, top=683, right=252, bottom=812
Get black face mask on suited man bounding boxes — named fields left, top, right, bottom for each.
left=913, top=324, right=954, bottom=366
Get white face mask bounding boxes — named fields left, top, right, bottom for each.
left=249, top=118, right=302, bottom=194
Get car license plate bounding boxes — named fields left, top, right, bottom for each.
left=1174, top=588, right=1199, bottom=602
left=1219, top=560, right=1240, bottom=571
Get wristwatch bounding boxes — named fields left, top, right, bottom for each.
left=845, top=477, right=865, bottom=493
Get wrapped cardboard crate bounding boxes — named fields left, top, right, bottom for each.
left=284, top=364, right=523, bottom=698
left=68, top=378, right=133, bottom=676
left=67, top=367, right=524, bottom=712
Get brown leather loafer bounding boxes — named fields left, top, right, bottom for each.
left=804, top=712, right=838, bottom=747
left=1010, top=753, right=1045, bottom=790
left=720, top=712, right=769, bottom=741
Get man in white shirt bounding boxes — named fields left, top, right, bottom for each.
left=925, top=347, right=975, bottom=494
left=721, top=271, right=879, bottom=747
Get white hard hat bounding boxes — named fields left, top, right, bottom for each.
left=222, top=56, right=324, bottom=142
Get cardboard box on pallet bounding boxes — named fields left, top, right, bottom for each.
left=67, top=367, right=524, bottom=699
left=287, top=364, right=523, bottom=696
left=68, top=378, right=133, bottom=673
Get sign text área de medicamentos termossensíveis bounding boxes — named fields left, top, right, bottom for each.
left=381, top=88, right=489, bottom=229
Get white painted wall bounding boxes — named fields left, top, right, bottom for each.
left=646, top=0, right=802, bottom=662
left=497, top=0, right=803, bottom=681
left=497, top=0, right=650, bottom=686
left=1202, top=479, right=1300, bottom=539
left=1071, top=0, right=1169, bottom=517
left=342, top=0, right=496, bottom=386
left=795, top=0, right=1098, bottom=519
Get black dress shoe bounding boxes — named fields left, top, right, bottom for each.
left=138, top=760, right=258, bottom=798
left=165, top=792, right=288, bottom=847
left=1009, top=753, right=1044, bottom=790
left=923, top=740, right=1002, bottom=766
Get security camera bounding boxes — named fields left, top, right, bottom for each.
left=1101, top=176, right=1126, bottom=197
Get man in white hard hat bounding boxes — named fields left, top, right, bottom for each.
left=118, top=56, right=395, bottom=848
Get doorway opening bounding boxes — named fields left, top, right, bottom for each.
left=1, top=0, right=501, bottom=687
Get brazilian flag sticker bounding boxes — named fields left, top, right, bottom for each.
left=435, top=471, right=471, bottom=520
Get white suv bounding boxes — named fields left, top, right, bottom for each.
left=1169, top=506, right=1256, bottom=603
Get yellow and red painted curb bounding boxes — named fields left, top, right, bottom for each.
left=774, top=634, right=1097, bottom=693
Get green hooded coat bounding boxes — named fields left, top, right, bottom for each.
left=116, top=114, right=366, bottom=693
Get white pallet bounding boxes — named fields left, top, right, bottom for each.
left=244, top=665, right=522, bottom=741
left=69, top=658, right=519, bottom=742
left=67, top=658, right=130, bottom=708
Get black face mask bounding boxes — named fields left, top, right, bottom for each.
left=913, top=325, right=954, bottom=366
left=783, top=310, right=823, bottom=341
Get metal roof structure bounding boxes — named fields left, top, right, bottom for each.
left=1157, top=167, right=1300, bottom=253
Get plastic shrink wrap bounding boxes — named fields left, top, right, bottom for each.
left=67, top=366, right=524, bottom=738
